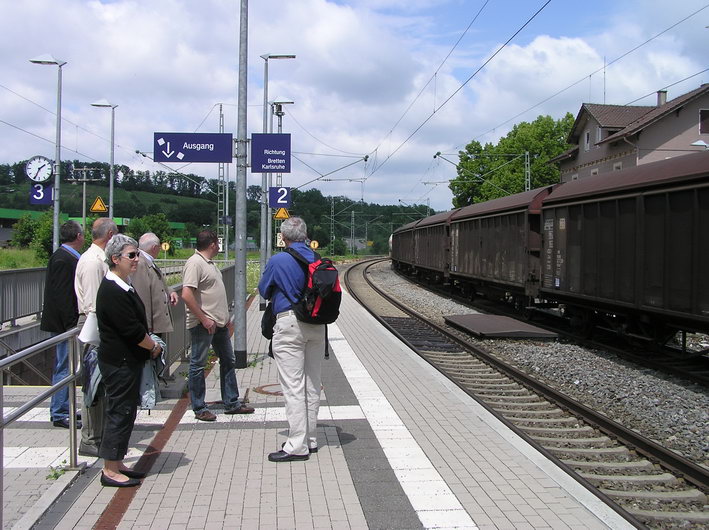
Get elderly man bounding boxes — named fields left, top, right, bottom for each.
left=181, top=230, right=254, bottom=421
left=75, top=217, right=117, bottom=457
left=132, top=232, right=178, bottom=336
left=258, top=217, right=326, bottom=462
left=41, top=220, right=84, bottom=429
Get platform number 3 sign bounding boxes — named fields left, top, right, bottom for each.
left=268, top=187, right=291, bottom=208
left=29, top=183, right=53, bottom=205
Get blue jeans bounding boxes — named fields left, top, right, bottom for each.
left=188, top=325, right=241, bottom=413
left=50, top=337, right=70, bottom=421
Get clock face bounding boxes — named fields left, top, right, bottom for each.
left=25, top=156, right=53, bottom=183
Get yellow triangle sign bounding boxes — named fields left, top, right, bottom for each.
left=90, top=196, right=108, bottom=213
left=274, top=207, right=290, bottom=220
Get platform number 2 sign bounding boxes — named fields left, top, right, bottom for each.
left=29, top=183, right=53, bottom=205
left=268, top=186, right=291, bottom=208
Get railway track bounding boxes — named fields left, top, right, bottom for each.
left=345, top=258, right=709, bottom=529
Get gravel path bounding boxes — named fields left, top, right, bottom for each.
left=368, top=262, right=709, bottom=468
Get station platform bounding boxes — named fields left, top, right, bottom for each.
left=4, top=291, right=634, bottom=529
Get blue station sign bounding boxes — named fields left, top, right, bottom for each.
left=29, top=183, right=53, bottom=205
left=251, top=133, right=291, bottom=173
left=269, top=186, right=292, bottom=208
left=153, top=132, right=233, bottom=163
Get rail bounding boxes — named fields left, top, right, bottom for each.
left=0, top=268, right=46, bottom=327
left=0, top=329, right=82, bottom=529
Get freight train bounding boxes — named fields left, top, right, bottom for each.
left=391, top=152, right=709, bottom=345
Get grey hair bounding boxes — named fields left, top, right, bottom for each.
left=139, top=232, right=160, bottom=250
left=104, top=234, right=138, bottom=269
left=280, top=217, right=307, bottom=242
left=92, top=217, right=117, bottom=241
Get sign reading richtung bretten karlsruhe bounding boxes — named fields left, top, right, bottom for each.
left=153, top=132, right=233, bottom=163
left=250, top=133, right=291, bottom=173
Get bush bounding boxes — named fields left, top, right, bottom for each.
left=11, top=215, right=37, bottom=247
left=30, top=211, right=54, bottom=262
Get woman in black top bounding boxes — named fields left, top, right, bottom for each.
left=96, top=234, right=163, bottom=487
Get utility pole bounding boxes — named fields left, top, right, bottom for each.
left=330, top=196, right=335, bottom=253
left=233, top=0, right=248, bottom=367
left=217, top=104, right=228, bottom=259
left=351, top=210, right=355, bottom=255
left=70, top=167, right=103, bottom=232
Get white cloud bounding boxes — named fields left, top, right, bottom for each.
left=1, top=1, right=707, bottom=212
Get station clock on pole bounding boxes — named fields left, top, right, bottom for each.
left=25, top=156, right=53, bottom=183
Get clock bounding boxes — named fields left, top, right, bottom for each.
left=25, top=156, right=53, bottom=183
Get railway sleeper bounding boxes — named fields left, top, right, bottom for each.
left=626, top=508, right=709, bottom=525
left=483, top=395, right=547, bottom=404
left=453, top=375, right=512, bottom=384
left=506, top=416, right=582, bottom=426
left=434, top=364, right=493, bottom=372
left=601, top=487, right=707, bottom=504
left=492, top=408, right=567, bottom=419
left=578, top=472, right=680, bottom=487
left=547, top=445, right=633, bottom=460
left=527, top=435, right=616, bottom=447
left=519, top=425, right=596, bottom=436
left=563, top=459, right=657, bottom=472
left=460, top=380, right=522, bottom=389
left=484, top=400, right=554, bottom=409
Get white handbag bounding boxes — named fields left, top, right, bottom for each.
left=78, top=312, right=100, bottom=346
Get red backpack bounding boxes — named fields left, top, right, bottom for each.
left=285, top=248, right=341, bottom=325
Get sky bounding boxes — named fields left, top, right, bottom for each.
left=2, top=0, right=708, bottom=213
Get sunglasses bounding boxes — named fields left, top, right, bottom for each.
left=121, top=251, right=140, bottom=260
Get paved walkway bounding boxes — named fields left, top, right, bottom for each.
left=4, top=292, right=634, bottom=529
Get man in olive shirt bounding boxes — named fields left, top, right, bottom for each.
left=181, top=230, right=254, bottom=421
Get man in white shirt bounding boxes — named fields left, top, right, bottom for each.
left=74, top=217, right=116, bottom=457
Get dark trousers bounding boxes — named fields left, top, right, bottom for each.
left=98, top=360, right=142, bottom=461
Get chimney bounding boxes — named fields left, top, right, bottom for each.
left=657, top=90, right=667, bottom=106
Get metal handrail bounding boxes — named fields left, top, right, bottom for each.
left=0, top=328, right=81, bottom=529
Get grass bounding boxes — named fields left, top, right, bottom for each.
left=0, top=248, right=45, bottom=270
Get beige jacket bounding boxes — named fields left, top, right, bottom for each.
left=75, top=243, right=108, bottom=315
left=132, top=253, right=174, bottom=333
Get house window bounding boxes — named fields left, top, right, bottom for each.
left=700, top=109, right=709, bottom=134
left=584, top=131, right=591, bottom=151
left=590, top=168, right=599, bottom=176
left=571, top=174, right=579, bottom=180
left=613, top=162, right=622, bottom=171
left=596, top=127, right=602, bottom=143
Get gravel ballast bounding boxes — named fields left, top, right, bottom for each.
left=368, top=263, right=709, bottom=468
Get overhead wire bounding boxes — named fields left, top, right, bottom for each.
left=367, top=0, right=552, bottom=178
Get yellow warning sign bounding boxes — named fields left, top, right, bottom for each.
left=90, top=196, right=108, bottom=213
left=274, top=208, right=290, bottom=220
left=310, top=240, right=319, bottom=250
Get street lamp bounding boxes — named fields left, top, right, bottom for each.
left=30, top=54, right=66, bottom=251
left=91, top=99, right=118, bottom=218
left=260, top=53, right=295, bottom=308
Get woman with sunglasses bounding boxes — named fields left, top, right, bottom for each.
left=95, top=234, right=162, bottom=487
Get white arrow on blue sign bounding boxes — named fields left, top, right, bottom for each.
left=153, top=132, right=233, bottom=163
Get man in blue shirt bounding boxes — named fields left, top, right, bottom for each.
left=258, top=217, right=325, bottom=462
left=41, top=221, right=84, bottom=429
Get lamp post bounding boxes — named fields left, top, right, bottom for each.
left=30, top=54, right=66, bottom=251
left=259, top=53, right=295, bottom=308
left=91, top=99, right=117, bottom=218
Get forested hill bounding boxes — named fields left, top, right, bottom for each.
left=0, top=161, right=432, bottom=254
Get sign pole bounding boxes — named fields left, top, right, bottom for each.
left=234, top=0, right=248, bottom=368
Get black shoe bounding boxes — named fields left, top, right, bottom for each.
left=282, top=442, right=318, bottom=454
left=78, top=443, right=99, bottom=457
left=119, top=468, right=147, bottom=479
left=52, top=418, right=82, bottom=429
left=100, top=472, right=140, bottom=488
left=224, top=405, right=255, bottom=414
left=268, top=450, right=309, bottom=462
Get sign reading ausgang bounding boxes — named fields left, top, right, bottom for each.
left=153, top=132, right=233, bottom=163
left=251, top=133, right=291, bottom=173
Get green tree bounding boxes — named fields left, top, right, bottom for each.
left=29, top=211, right=54, bottom=262
left=452, top=113, right=574, bottom=206
left=11, top=214, right=37, bottom=247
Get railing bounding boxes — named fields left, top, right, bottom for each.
left=0, top=268, right=46, bottom=327
left=0, top=329, right=82, bottom=529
